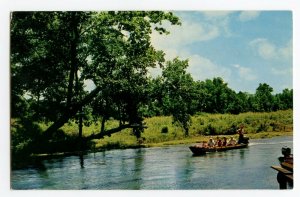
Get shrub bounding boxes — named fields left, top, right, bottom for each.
left=257, top=122, right=268, bottom=132
left=161, top=126, right=168, bottom=134
left=203, top=124, right=216, bottom=135
left=227, top=124, right=238, bottom=135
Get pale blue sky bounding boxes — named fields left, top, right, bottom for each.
left=150, top=11, right=293, bottom=94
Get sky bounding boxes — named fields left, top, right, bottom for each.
left=150, top=11, right=293, bottom=94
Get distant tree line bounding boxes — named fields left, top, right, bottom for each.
left=142, top=72, right=293, bottom=117
left=11, top=11, right=293, bottom=141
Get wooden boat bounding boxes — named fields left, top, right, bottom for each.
left=189, top=143, right=248, bottom=155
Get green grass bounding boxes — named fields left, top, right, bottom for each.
left=10, top=109, right=293, bottom=165
left=55, top=109, right=292, bottom=150
left=15, top=109, right=291, bottom=153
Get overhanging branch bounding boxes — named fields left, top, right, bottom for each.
left=43, top=86, right=101, bottom=138
left=84, top=124, right=132, bottom=140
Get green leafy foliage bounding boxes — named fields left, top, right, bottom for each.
left=161, top=58, right=195, bottom=136
left=11, top=11, right=180, bottom=137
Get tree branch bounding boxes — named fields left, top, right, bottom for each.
left=84, top=124, right=132, bottom=140
left=43, top=86, right=101, bottom=138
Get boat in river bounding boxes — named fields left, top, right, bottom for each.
left=189, top=143, right=248, bottom=155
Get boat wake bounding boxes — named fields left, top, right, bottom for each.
left=249, top=140, right=293, bottom=146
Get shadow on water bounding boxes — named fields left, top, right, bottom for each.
left=239, top=149, right=245, bottom=159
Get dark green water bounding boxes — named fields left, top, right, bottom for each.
left=11, top=136, right=292, bottom=189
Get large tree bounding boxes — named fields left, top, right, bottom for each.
left=11, top=11, right=180, bottom=139
left=161, top=58, right=196, bottom=136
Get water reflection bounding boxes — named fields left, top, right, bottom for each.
left=36, top=161, right=49, bottom=179
left=132, top=149, right=145, bottom=189
left=11, top=136, right=293, bottom=189
left=79, top=154, right=84, bottom=169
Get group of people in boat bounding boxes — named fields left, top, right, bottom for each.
left=196, top=125, right=247, bottom=148
left=199, top=136, right=237, bottom=148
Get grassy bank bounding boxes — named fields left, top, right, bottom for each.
left=71, top=109, right=293, bottom=150
left=11, top=110, right=293, bottom=157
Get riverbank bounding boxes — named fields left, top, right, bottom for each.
left=29, top=130, right=292, bottom=158
left=11, top=110, right=293, bottom=159
left=89, top=109, right=293, bottom=149
left=144, top=131, right=293, bottom=147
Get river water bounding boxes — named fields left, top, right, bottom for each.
left=11, top=136, right=293, bottom=189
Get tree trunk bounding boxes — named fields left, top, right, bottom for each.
left=78, top=107, right=83, bottom=139
left=84, top=124, right=132, bottom=140
left=43, top=12, right=86, bottom=139
left=43, top=86, right=101, bottom=138
left=184, top=127, right=189, bottom=136
left=100, top=115, right=106, bottom=133
left=66, top=12, right=79, bottom=109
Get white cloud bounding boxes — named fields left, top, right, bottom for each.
left=187, top=54, right=231, bottom=81
left=155, top=47, right=232, bottom=82
left=150, top=12, right=233, bottom=82
left=202, top=11, right=235, bottom=19
left=238, top=11, right=260, bottom=22
left=279, top=39, right=292, bottom=60
left=249, top=38, right=292, bottom=61
left=271, top=67, right=292, bottom=76
left=148, top=48, right=232, bottom=82
left=250, top=38, right=276, bottom=59
left=151, top=19, right=219, bottom=50
left=233, top=64, right=257, bottom=81
left=201, top=11, right=233, bottom=37
left=151, top=11, right=239, bottom=54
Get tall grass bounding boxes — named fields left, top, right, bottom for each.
left=73, top=109, right=292, bottom=149
left=22, top=109, right=292, bottom=152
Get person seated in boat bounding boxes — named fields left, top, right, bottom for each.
left=215, top=137, right=222, bottom=147
left=222, top=137, right=227, bottom=146
left=196, top=141, right=208, bottom=148
left=237, top=125, right=245, bottom=144
left=207, top=138, right=215, bottom=147
left=227, top=137, right=236, bottom=146
left=202, top=141, right=208, bottom=148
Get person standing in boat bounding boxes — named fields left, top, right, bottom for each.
left=237, top=125, right=245, bottom=144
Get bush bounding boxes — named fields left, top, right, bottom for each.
left=226, top=124, right=238, bottom=135
left=161, top=126, right=168, bottom=134
left=203, top=124, right=216, bottom=135
left=11, top=118, right=43, bottom=157
left=257, top=122, right=268, bottom=132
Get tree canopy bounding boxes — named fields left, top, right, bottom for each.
left=11, top=11, right=180, bottom=139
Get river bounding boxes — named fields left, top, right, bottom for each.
left=11, top=136, right=293, bottom=189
